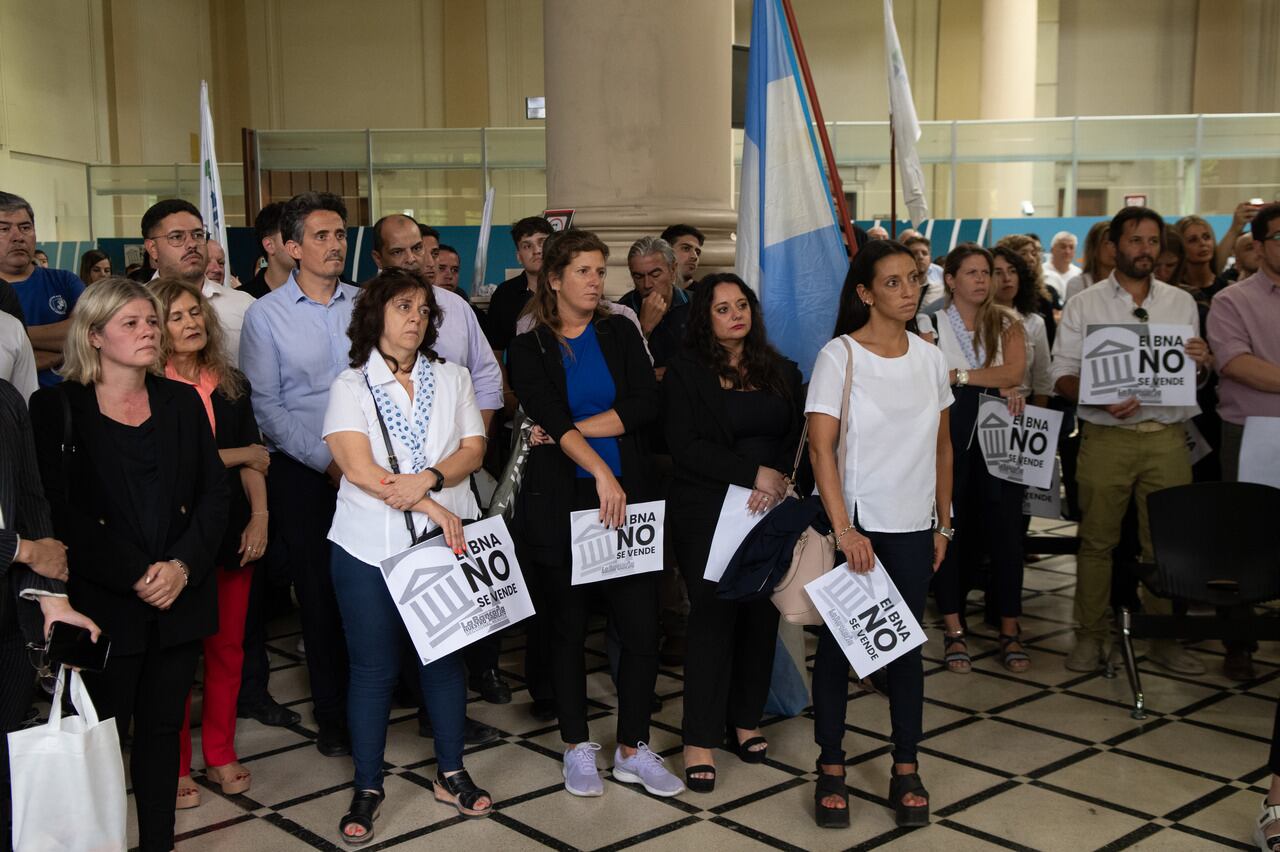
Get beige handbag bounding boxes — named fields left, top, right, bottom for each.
left=770, top=337, right=854, bottom=625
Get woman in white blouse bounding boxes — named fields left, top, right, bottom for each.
left=993, top=245, right=1053, bottom=406
left=322, top=269, right=492, bottom=843
left=806, top=240, right=953, bottom=829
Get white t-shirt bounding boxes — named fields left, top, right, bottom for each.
left=804, top=334, right=953, bottom=533
left=202, top=279, right=255, bottom=368
left=0, top=311, right=37, bottom=400
left=324, top=355, right=485, bottom=566
left=1042, top=262, right=1080, bottom=302
left=931, top=309, right=1007, bottom=371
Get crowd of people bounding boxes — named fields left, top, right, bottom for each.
left=0, top=185, right=1278, bottom=850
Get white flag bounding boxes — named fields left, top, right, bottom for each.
left=199, top=80, right=228, bottom=252
left=884, top=0, right=929, bottom=225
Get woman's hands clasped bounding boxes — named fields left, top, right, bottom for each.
left=380, top=471, right=435, bottom=511
left=133, top=560, right=188, bottom=610
left=748, top=466, right=788, bottom=515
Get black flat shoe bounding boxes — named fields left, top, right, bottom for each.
left=316, top=727, right=351, bottom=757
left=418, top=714, right=500, bottom=745
left=339, top=789, right=384, bottom=845
left=470, top=669, right=512, bottom=705
left=889, top=770, right=930, bottom=827
left=814, top=761, right=849, bottom=829
left=530, top=698, right=557, bottom=722
left=238, top=698, right=301, bottom=727
left=685, top=764, right=716, bottom=794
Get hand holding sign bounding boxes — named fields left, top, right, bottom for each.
left=806, top=557, right=926, bottom=678
left=1080, top=323, right=1197, bottom=407
left=571, top=500, right=666, bottom=586
left=595, top=473, right=627, bottom=529
left=977, top=398, right=1063, bottom=490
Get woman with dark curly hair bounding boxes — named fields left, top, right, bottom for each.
left=992, top=246, right=1053, bottom=407
left=664, top=273, right=803, bottom=793
left=322, top=268, right=492, bottom=842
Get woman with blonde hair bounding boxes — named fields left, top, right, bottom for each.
left=29, top=277, right=227, bottom=852
left=149, top=277, right=269, bottom=809
left=1173, top=215, right=1223, bottom=305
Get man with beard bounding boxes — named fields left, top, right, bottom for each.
left=1051, top=207, right=1212, bottom=676
left=0, top=192, right=83, bottom=386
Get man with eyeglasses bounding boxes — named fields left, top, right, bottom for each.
left=0, top=192, right=84, bottom=387
left=141, top=199, right=256, bottom=366
left=1051, top=206, right=1213, bottom=676
left=619, top=236, right=691, bottom=381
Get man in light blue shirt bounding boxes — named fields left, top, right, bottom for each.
left=239, top=191, right=355, bottom=756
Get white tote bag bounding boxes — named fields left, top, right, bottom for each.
left=8, top=667, right=127, bottom=852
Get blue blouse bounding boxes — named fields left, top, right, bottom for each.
left=563, top=323, right=622, bottom=478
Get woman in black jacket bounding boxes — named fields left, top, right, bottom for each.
left=30, top=277, right=227, bottom=852
left=507, top=229, right=683, bottom=799
left=664, top=274, right=803, bottom=793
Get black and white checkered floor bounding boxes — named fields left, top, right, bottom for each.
left=120, top=519, right=1275, bottom=850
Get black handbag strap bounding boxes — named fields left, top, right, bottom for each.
left=362, top=373, right=428, bottom=547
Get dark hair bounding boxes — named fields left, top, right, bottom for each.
left=685, top=273, right=789, bottom=397
left=254, top=202, right=284, bottom=243
left=78, top=249, right=110, bottom=283
left=525, top=229, right=612, bottom=347
left=511, top=216, right=553, bottom=247
left=33, top=249, right=48, bottom=259
left=1108, top=206, right=1165, bottom=248
left=1159, top=224, right=1187, bottom=285
left=660, top=224, right=705, bottom=246
left=437, top=243, right=459, bottom=258
left=1251, top=202, right=1280, bottom=243
left=1026, top=233, right=1042, bottom=244
left=832, top=240, right=917, bottom=337
left=371, top=214, right=416, bottom=252
left=418, top=223, right=440, bottom=242
left=280, top=192, right=347, bottom=245
left=0, top=191, right=34, bottom=220
left=346, top=268, right=441, bottom=369
left=991, top=245, right=1038, bottom=315
left=141, top=198, right=202, bottom=238
left=903, top=234, right=930, bottom=249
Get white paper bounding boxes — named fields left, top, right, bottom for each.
left=1023, top=458, right=1064, bottom=519
left=805, top=558, right=926, bottom=678
left=1079, top=323, right=1197, bottom=406
left=1184, top=419, right=1212, bottom=466
left=704, top=485, right=766, bottom=583
left=380, top=516, right=535, bottom=664
left=570, top=500, right=665, bottom=586
left=976, top=398, right=1063, bottom=490
left=1240, top=416, right=1280, bottom=490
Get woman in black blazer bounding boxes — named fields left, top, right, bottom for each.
left=29, top=278, right=227, bottom=852
left=664, top=274, right=803, bottom=793
left=508, top=229, right=683, bottom=799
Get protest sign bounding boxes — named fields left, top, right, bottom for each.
left=805, top=559, right=925, bottom=678
left=1240, top=416, right=1280, bottom=489
left=380, top=516, right=534, bottom=664
left=976, top=398, right=1063, bottom=490
left=705, top=485, right=763, bottom=583
left=1023, top=458, right=1064, bottom=519
left=570, top=500, right=665, bottom=586
left=1184, top=419, right=1212, bottom=466
left=1079, top=323, right=1196, bottom=406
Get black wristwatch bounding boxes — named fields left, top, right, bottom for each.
left=425, top=467, right=445, bottom=493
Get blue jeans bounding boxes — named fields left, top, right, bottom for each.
left=330, top=544, right=466, bottom=790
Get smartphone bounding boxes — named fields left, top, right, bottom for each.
left=46, top=622, right=111, bottom=672
left=1251, top=198, right=1265, bottom=205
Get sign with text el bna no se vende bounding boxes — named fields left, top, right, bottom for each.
left=1079, top=323, right=1196, bottom=407
left=977, top=398, right=1064, bottom=491
left=569, top=500, right=666, bottom=586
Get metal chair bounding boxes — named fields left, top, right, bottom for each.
left=1116, top=482, right=1280, bottom=719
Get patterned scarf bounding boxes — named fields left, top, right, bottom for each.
left=945, top=303, right=985, bottom=369
left=363, top=355, right=436, bottom=474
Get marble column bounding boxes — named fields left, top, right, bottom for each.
left=978, top=0, right=1037, bottom=217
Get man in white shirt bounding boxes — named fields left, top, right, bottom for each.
left=0, top=311, right=36, bottom=400
left=903, top=234, right=945, bottom=308
left=1042, top=231, right=1081, bottom=303
left=142, top=199, right=255, bottom=367
left=1051, top=207, right=1212, bottom=675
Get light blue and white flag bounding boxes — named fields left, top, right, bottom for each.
left=736, top=0, right=848, bottom=380
left=884, top=0, right=929, bottom=225
left=199, top=80, right=228, bottom=252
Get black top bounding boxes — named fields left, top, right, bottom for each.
left=211, top=378, right=263, bottom=567
left=0, top=279, right=23, bottom=324
left=616, top=288, right=693, bottom=369
left=485, top=272, right=534, bottom=352
left=241, top=268, right=272, bottom=299
left=723, top=388, right=792, bottom=469
left=100, top=415, right=166, bottom=559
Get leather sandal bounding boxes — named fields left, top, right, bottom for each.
left=685, top=764, right=716, bottom=794
left=175, top=775, right=200, bottom=810
left=814, top=760, right=850, bottom=828
left=727, top=730, right=768, bottom=764
left=999, top=632, right=1031, bottom=673
left=434, top=769, right=493, bottom=819
left=1256, top=798, right=1280, bottom=851
left=205, top=761, right=252, bottom=795
left=339, top=789, right=384, bottom=845
left=944, top=631, right=972, bottom=674
left=888, top=770, right=930, bottom=827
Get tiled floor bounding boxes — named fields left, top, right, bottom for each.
left=118, top=519, right=1276, bottom=850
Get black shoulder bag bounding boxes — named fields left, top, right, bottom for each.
left=362, top=375, right=430, bottom=547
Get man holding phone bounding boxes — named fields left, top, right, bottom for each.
left=0, top=377, right=99, bottom=851
left=1215, top=198, right=1266, bottom=273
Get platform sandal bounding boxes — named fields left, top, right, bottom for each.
left=1256, top=798, right=1280, bottom=851
left=175, top=775, right=200, bottom=810
left=338, top=789, right=384, bottom=845
left=685, top=764, right=717, bottom=794
left=888, top=770, right=930, bottom=827
left=434, top=769, right=493, bottom=819
left=727, top=730, right=768, bottom=764
left=944, top=631, right=971, bottom=674
left=999, top=632, right=1031, bottom=673
left=814, top=760, right=850, bottom=829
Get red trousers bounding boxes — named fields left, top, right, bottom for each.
left=179, top=565, right=253, bottom=775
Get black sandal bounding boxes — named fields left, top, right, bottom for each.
left=434, top=769, right=493, bottom=819
left=999, top=632, right=1031, bottom=673
left=339, top=789, right=384, bottom=845
left=944, top=631, right=971, bottom=674
left=685, top=764, right=717, bottom=794
left=888, top=770, right=930, bottom=827
left=727, top=732, right=768, bottom=764
left=814, top=760, right=850, bottom=829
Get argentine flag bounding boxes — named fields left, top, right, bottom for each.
left=736, top=0, right=849, bottom=380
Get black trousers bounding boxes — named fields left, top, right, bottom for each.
left=81, top=629, right=201, bottom=852
left=268, top=453, right=348, bottom=729
left=813, top=528, right=933, bottom=766
left=0, top=630, right=34, bottom=852
left=673, top=500, right=779, bottom=748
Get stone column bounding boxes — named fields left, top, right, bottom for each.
left=543, top=0, right=737, bottom=293
left=977, top=0, right=1037, bottom=217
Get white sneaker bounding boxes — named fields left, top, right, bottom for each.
left=612, top=743, right=684, bottom=797
left=563, top=742, right=604, bottom=797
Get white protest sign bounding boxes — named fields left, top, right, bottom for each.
left=1184, top=419, right=1212, bottom=466
left=570, top=500, right=665, bottom=586
left=1079, top=323, right=1197, bottom=406
left=976, top=398, right=1063, bottom=490
left=380, top=516, right=535, bottom=664
left=1240, top=416, right=1280, bottom=489
left=705, top=485, right=765, bottom=583
left=805, top=559, right=926, bottom=679
left=1023, top=458, right=1064, bottom=519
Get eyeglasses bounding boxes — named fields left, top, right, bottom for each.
left=1132, top=307, right=1150, bottom=322
left=152, top=229, right=209, bottom=247
left=1263, top=232, right=1280, bottom=243
left=26, top=643, right=57, bottom=694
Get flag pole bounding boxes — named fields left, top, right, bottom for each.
left=779, top=0, right=858, bottom=257
left=890, top=119, right=897, bottom=238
